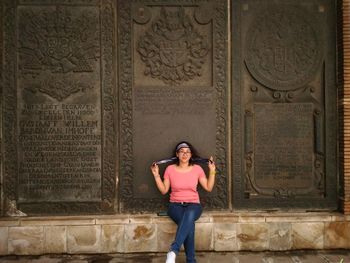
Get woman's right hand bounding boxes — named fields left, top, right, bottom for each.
left=151, top=162, right=169, bottom=195
left=151, top=163, right=160, bottom=179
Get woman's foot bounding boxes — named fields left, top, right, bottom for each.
left=165, top=251, right=176, bottom=263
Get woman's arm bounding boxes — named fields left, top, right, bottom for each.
left=199, top=156, right=216, bottom=192
left=151, top=163, right=170, bottom=195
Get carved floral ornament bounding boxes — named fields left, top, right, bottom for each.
left=137, top=6, right=210, bottom=85
left=18, top=6, right=100, bottom=101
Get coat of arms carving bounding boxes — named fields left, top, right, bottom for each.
left=137, top=7, right=209, bottom=85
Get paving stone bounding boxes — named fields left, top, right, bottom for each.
left=0, top=251, right=350, bottom=263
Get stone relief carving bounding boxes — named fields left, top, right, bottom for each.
left=3, top=0, right=18, bottom=205
left=245, top=6, right=322, bottom=90
left=244, top=103, right=323, bottom=198
left=241, top=5, right=327, bottom=201
left=100, top=0, right=117, bottom=208
left=25, top=78, right=94, bottom=101
left=18, top=6, right=100, bottom=100
left=119, top=0, right=227, bottom=212
left=137, top=6, right=210, bottom=85
left=2, top=0, right=116, bottom=215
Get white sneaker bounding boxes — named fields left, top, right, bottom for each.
left=165, top=251, right=176, bottom=263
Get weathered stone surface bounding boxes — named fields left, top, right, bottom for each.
left=119, top=0, right=229, bottom=213
left=101, top=225, right=125, bottom=253
left=268, top=222, right=292, bottom=251
left=236, top=223, right=269, bottom=251
left=197, top=216, right=211, bottom=223
left=292, top=222, right=324, bottom=249
left=21, top=218, right=95, bottom=226
left=44, top=226, right=66, bottom=254
left=232, top=0, right=338, bottom=211
left=0, top=220, right=19, bottom=227
left=238, top=216, right=265, bottom=223
left=2, top=213, right=350, bottom=255
left=157, top=223, right=176, bottom=252
left=195, top=223, right=213, bottom=251
left=129, top=215, right=153, bottom=224
left=212, top=215, right=239, bottom=223
left=324, top=222, right=350, bottom=248
left=153, top=216, right=173, bottom=224
left=67, top=226, right=101, bottom=253
left=96, top=216, right=130, bottom=225
left=213, top=223, right=238, bottom=251
left=331, top=214, right=350, bottom=222
left=0, top=227, right=8, bottom=255
left=266, top=213, right=332, bottom=222
left=125, top=224, right=157, bottom=252
left=1, top=0, right=117, bottom=216
left=8, top=226, right=44, bottom=255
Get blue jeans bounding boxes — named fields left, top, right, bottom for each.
left=167, top=202, right=202, bottom=263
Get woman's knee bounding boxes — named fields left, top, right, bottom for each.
left=187, top=206, right=202, bottom=220
left=184, top=210, right=201, bottom=223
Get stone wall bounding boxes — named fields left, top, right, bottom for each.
left=1, top=212, right=350, bottom=255
left=1, top=0, right=350, bottom=256
left=343, top=0, right=350, bottom=214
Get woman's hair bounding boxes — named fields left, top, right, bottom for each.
left=173, top=141, right=200, bottom=165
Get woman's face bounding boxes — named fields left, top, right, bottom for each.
left=176, top=147, right=192, bottom=163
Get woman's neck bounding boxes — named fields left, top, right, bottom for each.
left=177, top=161, right=190, bottom=169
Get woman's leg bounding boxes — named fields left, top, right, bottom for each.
left=183, top=227, right=196, bottom=263
left=167, top=203, right=185, bottom=226
left=167, top=203, right=202, bottom=259
left=183, top=205, right=201, bottom=263
left=167, top=203, right=185, bottom=254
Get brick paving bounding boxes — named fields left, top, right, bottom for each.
left=0, top=251, right=350, bottom=263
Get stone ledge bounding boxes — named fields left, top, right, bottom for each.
left=1, top=212, right=350, bottom=255
left=0, top=220, right=20, bottom=227
left=1, top=211, right=346, bottom=225
left=20, top=218, right=96, bottom=226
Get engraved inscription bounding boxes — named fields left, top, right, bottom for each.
left=253, top=103, right=313, bottom=191
left=2, top=0, right=116, bottom=215
left=137, top=6, right=210, bottom=85
left=245, top=7, right=322, bottom=90
left=18, top=103, right=102, bottom=202
left=16, top=5, right=102, bottom=203
left=18, top=6, right=100, bottom=100
left=134, top=87, right=214, bottom=115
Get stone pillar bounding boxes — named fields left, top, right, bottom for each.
left=343, top=0, right=350, bottom=214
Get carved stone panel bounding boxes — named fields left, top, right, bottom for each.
left=251, top=103, right=317, bottom=197
left=1, top=0, right=116, bottom=215
left=232, top=0, right=337, bottom=209
left=118, top=0, right=228, bottom=212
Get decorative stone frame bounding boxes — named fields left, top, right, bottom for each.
left=1, top=0, right=117, bottom=215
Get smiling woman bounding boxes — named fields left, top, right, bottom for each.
left=150, top=141, right=216, bottom=263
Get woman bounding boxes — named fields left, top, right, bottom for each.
left=151, top=141, right=216, bottom=263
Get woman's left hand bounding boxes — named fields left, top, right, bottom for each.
left=199, top=156, right=217, bottom=192
left=208, top=156, right=216, bottom=172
